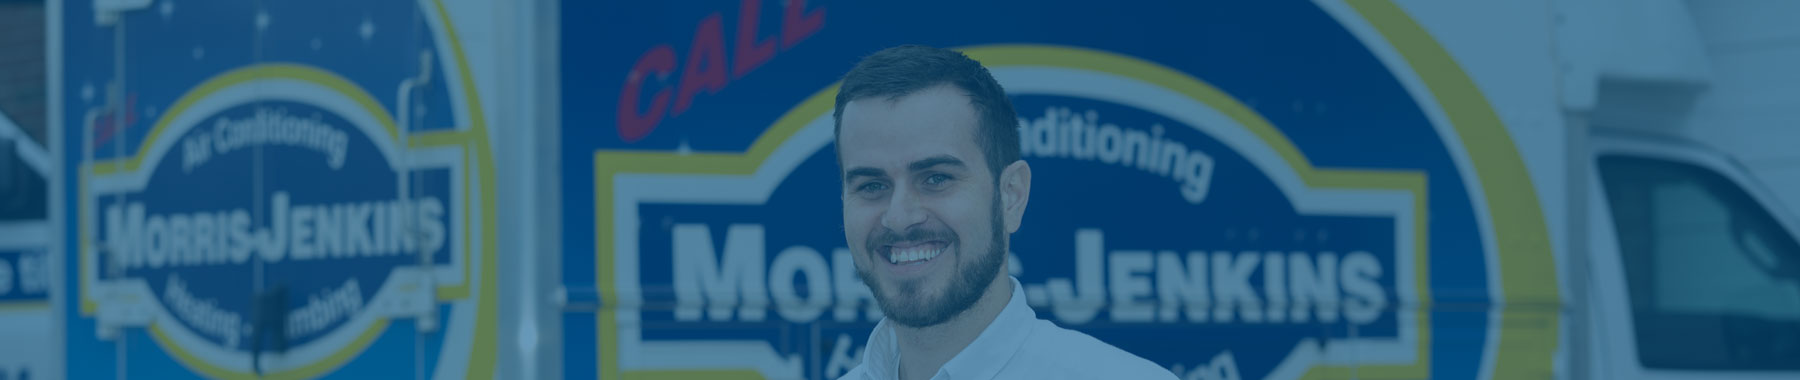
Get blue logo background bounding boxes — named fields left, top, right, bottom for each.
left=565, top=1, right=1494, bottom=379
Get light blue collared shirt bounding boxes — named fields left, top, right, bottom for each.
left=840, top=277, right=1177, bottom=380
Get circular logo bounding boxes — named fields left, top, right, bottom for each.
left=83, top=64, right=473, bottom=376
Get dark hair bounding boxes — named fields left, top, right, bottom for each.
left=833, top=45, right=1021, bottom=182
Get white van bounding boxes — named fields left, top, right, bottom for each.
left=28, top=0, right=1800, bottom=379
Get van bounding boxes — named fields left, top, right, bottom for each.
left=28, top=0, right=1800, bottom=379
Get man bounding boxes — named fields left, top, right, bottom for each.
left=834, top=45, right=1176, bottom=380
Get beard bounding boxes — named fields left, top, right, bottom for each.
left=857, top=190, right=1007, bottom=328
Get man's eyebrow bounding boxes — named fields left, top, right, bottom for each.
left=909, top=155, right=966, bottom=172
left=844, top=167, right=886, bottom=183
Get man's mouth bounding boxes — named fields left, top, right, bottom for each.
left=882, top=241, right=948, bottom=265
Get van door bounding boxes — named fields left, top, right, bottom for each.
left=1589, top=136, right=1800, bottom=379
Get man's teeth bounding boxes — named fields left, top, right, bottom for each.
left=887, top=246, right=944, bottom=264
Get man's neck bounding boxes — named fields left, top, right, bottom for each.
left=893, top=275, right=1014, bottom=380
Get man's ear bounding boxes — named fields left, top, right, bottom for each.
left=1000, top=160, right=1031, bottom=234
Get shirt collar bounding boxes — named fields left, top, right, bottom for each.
left=860, top=276, right=1037, bottom=380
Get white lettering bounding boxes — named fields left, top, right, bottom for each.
left=105, top=202, right=145, bottom=269
left=210, top=107, right=349, bottom=170
left=1020, top=107, right=1215, bottom=204
left=1156, top=251, right=1208, bottom=322
left=1108, top=250, right=1154, bottom=322
left=314, top=205, right=342, bottom=258
left=191, top=212, right=216, bottom=265
left=651, top=226, right=1389, bottom=327
left=228, top=209, right=255, bottom=264
left=259, top=192, right=290, bottom=262
left=1096, top=123, right=1124, bottom=164
left=1288, top=253, right=1338, bottom=323
left=291, top=204, right=316, bottom=260
left=825, top=334, right=864, bottom=379
left=1263, top=252, right=1286, bottom=323
left=181, top=133, right=212, bottom=172
left=98, top=192, right=450, bottom=270
left=769, top=246, right=831, bottom=323
left=346, top=203, right=377, bottom=255
left=287, top=279, right=363, bottom=338
left=1342, top=251, right=1386, bottom=324
left=386, top=201, right=410, bottom=254
left=1046, top=229, right=1105, bottom=324
left=163, top=275, right=245, bottom=348
left=1212, top=251, right=1260, bottom=323
left=145, top=214, right=169, bottom=269
left=166, top=213, right=191, bottom=266
left=672, top=224, right=768, bottom=322
left=416, top=197, right=445, bottom=257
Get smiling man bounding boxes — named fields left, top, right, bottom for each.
left=834, top=45, right=1176, bottom=380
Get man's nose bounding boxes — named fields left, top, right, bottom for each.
left=880, top=186, right=926, bottom=232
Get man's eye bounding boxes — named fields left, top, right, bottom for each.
left=922, top=173, right=953, bottom=189
left=857, top=181, right=889, bottom=194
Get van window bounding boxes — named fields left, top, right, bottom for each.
left=1599, top=156, right=1800, bottom=370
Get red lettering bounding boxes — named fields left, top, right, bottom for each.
left=618, top=1, right=823, bottom=143
left=781, top=0, right=825, bottom=50
left=733, top=0, right=777, bottom=79
left=617, top=45, right=676, bottom=142
left=674, top=13, right=729, bottom=116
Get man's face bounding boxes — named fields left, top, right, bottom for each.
left=838, top=84, right=1007, bottom=328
